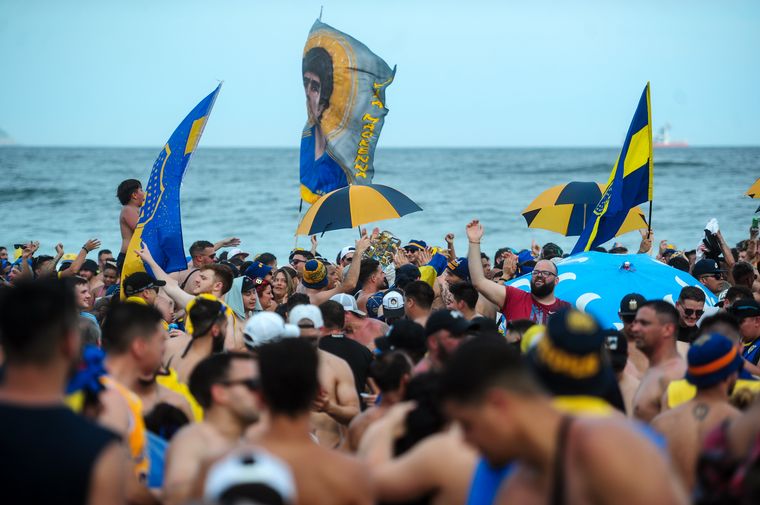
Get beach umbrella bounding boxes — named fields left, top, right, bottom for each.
left=506, top=252, right=718, bottom=329
left=522, top=181, right=648, bottom=237
left=296, top=184, right=422, bottom=236
left=746, top=178, right=760, bottom=199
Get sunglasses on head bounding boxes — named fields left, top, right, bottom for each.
left=682, top=308, right=705, bottom=317
left=219, top=378, right=260, bottom=392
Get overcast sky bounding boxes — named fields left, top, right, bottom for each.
left=1, top=0, right=758, bottom=147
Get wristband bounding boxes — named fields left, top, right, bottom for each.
left=82, top=247, right=89, bottom=252
left=469, top=241, right=481, bottom=244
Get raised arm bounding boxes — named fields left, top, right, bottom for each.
left=444, top=233, right=457, bottom=260
left=134, top=244, right=192, bottom=308
left=213, top=237, right=241, bottom=251
left=60, top=238, right=100, bottom=278
left=466, top=220, right=506, bottom=308
left=337, top=231, right=372, bottom=294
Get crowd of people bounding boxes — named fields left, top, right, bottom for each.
left=2, top=178, right=760, bottom=505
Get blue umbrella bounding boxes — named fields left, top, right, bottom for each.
left=506, top=252, right=718, bottom=329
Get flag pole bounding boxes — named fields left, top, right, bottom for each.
left=294, top=199, right=303, bottom=250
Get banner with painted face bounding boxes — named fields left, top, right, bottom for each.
left=300, top=20, right=395, bottom=204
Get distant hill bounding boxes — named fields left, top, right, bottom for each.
left=0, top=128, right=15, bottom=145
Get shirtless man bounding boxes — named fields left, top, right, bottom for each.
left=355, top=258, right=387, bottom=312
left=247, top=338, right=373, bottom=505
left=172, top=238, right=240, bottom=293
left=618, top=293, right=649, bottom=379
left=301, top=233, right=370, bottom=306
left=163, top=297, right=228, bottom=384
left=163, top=353, right=261, bottom=505
left=117, top=179, right=145, bottom=271
left=288, top=304, right=361, bottom=448
left=441, top=337, right=688, bottom=505
left=630, top=300, right=687, bottom=423
left=604, top=329, right=640, bottom=417
left=651, top=333, right=742, bottom=491
left=331, top=293, right=388, bottom=349
left=348, top=351, right=412, bottom=452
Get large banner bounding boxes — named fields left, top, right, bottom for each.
left=300, top=20, right=395, bottom=203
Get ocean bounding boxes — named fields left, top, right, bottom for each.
left=0, top=146, right=758, bottom=264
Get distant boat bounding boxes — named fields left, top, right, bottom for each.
left=654, top=123, right=688, bottom=148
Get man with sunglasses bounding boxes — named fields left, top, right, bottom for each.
left=172, top=238, right=240, bottom=293
left=164, top=353, right=262, bottom=505
left=675, top=287, right=706, bottom=358
left=466, top=220, right=569, bottom=324
left=289, top=249, right=314, bottom=278
left=692, top=259, right=726, bottom=296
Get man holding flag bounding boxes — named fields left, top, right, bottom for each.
left=572, top=83, right=654, bottom=254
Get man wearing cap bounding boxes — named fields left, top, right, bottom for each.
left=440, top=337, right=688, bottom=505
left=332, top=292, right=388, bottom=349
left=287, top=304, right=361, bottom=448
left=730, top=298, right=760, bottom=368
left=675, top=286, right=706, bottom=357
left=402, top=239, right=428, bottom=266
left=651, top=333, right=742, bottom=491
left=301, top=234, right=370, bottom=306
left=381, top=289, right=406, bottom=325
left=123, top=272, right=167, bottom=306
left=374, top=320, right=428, bottom=365
left=336, top=246, right=355, bottom=269
left=164, top=353, right=262, bottom=505
left=631, top=301, right=687, bottom=422
left=245, top=261, right=274, bottom=284
left=466, top=220, right=570, bottom=325
left=618, top=293, right=649, bottom=379
left=692, top=259, right=726, bottom=296
left=414, top=309, right=470, bottom=374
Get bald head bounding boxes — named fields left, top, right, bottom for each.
left=534, top=259, right=558, bottom=274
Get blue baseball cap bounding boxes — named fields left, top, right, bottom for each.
left=244, top=261, right=273, bottom=280
left=446, top=257, right=470, bottom=281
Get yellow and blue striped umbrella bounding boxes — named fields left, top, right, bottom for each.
left=522, top=181, right=647, bottom=237
left=296, top=184, right=422, bottom=236
left=746, top=178, right=760, bottom=199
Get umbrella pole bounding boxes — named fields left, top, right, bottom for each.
left=294, top=199, right=303, bottom=250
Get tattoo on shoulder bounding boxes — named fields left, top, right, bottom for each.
left=693, top=403, right=709, bottom=421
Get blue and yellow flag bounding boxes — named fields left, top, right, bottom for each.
left=299, top=20, right=395, bottom=204
left=121, top=85, right=221, bottom=293
left=571, top=83, right=653, bottom=255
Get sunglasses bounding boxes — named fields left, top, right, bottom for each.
left=531, top=270, right=557, bottom=278
left=219, top=378, right=261, bottom=392
left=682, top=308, right=705, bottom=317
left=291, top=258, right=305, bottom=265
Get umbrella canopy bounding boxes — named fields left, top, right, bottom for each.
left=296, top=184, right=422, bottom=236
left=746, top=178, right=760, bottom=199
left=522, top=181, right=648, bottom=237
left=507, top=252, right=717, bottom=329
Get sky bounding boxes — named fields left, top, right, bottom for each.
left=1, top=0, right=759, bottom=147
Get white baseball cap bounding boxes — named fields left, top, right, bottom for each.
left=338, top=246, right=356, bottom=263
left=330, top=293, right=366, bottom=317
left=382, top=290, right=405, bottom=319
left=228, top=248, right=249, bottom=259
left=204, top=449, right=297, bottom=504
left=288, top=304, right=325, bottom=329
left=243, top=312, right=299, bottom=350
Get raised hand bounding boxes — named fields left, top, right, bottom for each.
left=445, top=233, right=455, bottom=245
left=310, top=235, right=318, bottom=254
left=531, top=239, right=541, bottom=257
left=638, top=229, right=653, bottom=254
left=466, top=220, right=484, bottom=243
left=217, top=237, right=241, bottom=248
left=83, top=238, right=101, bottom=253
left=418, top=247, right=433, bottom=266
left=22, top=241, right=39, bottom=259
left=355, top=231, right=372, bottom=253
left=55, top=243, right=64, bottom=256
left=134, top=242, right=155, bottom=263
left=393, top=249, right=410, bottom=268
